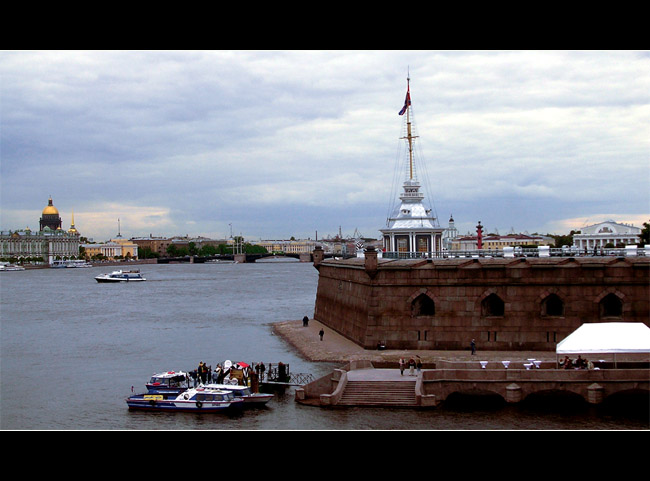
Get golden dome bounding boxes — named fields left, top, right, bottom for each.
left=42, top=197, right=59, bottom=215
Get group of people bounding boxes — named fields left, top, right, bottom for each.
left=398, top=356, right=423, bottom=376
left=191, top=361, right=268, bottom=387
left=559, top=355, right=595, bottom=370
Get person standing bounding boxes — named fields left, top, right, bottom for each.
left=399, top=358, right=406, bottom=376
left=416, top=356, right=422, bottom=373
left=408, top=358, right=415, bottom=376
left=471, top=339, right=476, bottom=355
left=319, top=328, right=324, bottom=341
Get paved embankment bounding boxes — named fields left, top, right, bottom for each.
left=272, top=319, right=561, bottom=365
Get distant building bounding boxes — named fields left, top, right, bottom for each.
left=131, top=235, right=173, bottom=257
left=572, top=220, right=641, bottom=250
left=442, top=215, right=458, bottom=251
left=256, top=239, right=318, bottom=254
left=82, top=235, right=139, bottom=260
left=1, top=197, right=80, bottom=263
left=39, top=196, right=62, bottom=231
left=451, top=233, right=555, bottom=251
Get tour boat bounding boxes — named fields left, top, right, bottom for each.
left=95, top=269, right=146, bottom=282
left=204, top=383, right=274, bottom=406
left=126, top=386, right=244, bottom=412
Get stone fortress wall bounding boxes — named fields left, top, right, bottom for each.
left=312, top=247, right=650, bottom=351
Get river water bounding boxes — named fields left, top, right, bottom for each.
left=1, top=260, right=647, bottom=430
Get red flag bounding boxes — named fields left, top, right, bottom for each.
left=398, top=89, right=411, bottom=115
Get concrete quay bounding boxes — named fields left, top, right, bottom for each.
left=272, top=319, right=560, bottom=366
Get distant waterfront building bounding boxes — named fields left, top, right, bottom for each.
left=131, top=235, right=173, bottom=257
left=1, top=197, right=80, bottom=263
left=572, top=220, right=641, bottom=249
left=82, top=236, right=139, bottom=260
left=451, top=233, right=555, bottom=251
left=380, top=77, right=444, bottom=256
left=256, top=239, right=319, bottom=254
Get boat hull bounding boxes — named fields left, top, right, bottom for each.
left=95, top=277, right=145, bottom=283
left=126, top=394, right=243, bottom=413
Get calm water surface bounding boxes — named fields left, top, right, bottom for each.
left=1, top=261, right=647, bottom=430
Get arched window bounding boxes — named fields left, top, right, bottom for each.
left=482, top=293, right=504, bottom=317
left=600, top=293, right=622, bottom=318
left=542, top=293, right=564, bottom=317
left=412, top=293, right=435, bottom=317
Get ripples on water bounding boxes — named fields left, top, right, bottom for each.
left=1, top=261, right=647, bottom=430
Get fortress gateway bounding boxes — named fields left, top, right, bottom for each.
left=312, top=79, right=650, bottom=351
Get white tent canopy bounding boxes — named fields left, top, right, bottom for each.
left=556, top=322, right=650, bottom=355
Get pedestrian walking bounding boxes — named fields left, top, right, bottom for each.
left=471, top=339, right=476, bottom=355
left=416, top=355, right=422, bottom=373
left=319, top=328, right=324, bottom=341
left=302, top=316, right=309, bottom=327
left=399, top=358, right=405, bottom=376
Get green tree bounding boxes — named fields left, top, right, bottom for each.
left=200, top=245, right=217, bottom=256
left=640, top=220, right=650, bottom=247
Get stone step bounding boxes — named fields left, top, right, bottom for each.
left=337, top=380, right=417, bottom=406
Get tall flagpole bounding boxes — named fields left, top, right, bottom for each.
left=400, top=73, right=418, bottom=181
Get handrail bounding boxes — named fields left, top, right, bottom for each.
left=382, top=245, right=650, bottom=259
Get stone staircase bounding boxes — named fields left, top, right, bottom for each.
left=337, top=380, right=418, bottom=407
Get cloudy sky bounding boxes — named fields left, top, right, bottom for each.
left=1, top=50, right=649, bottom=242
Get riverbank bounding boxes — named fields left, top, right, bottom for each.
left=272, top=319, right=562, bottom=365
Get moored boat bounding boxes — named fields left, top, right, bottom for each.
left=95, top=269, right=146, bottom=282
left=0, top=263, right=26, bottom=271
left=204, top=383, right=274, bottom=406
left=126, top=386, right=244, bottom=412
left=145, top=371, right=192, bottom=394
left=52, top=259, right=93, bottom=268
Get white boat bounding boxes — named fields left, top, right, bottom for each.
left=204, top=383, right=274, bottom=406
left=126, top=386, right=244, bottom=412
left=0, top=263, right=25, bottom=271
left=52, top=259, right=93, bottom=268
left=66, top=260, right=93, bottom=268
left=95, top=269, right=146, bottom=283
left=145, top=371, right=192, bottom=394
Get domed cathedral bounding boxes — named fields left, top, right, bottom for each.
left=40, top=197, right=63, bottom=231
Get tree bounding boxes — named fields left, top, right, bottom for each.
left=640, top=220, right=650, bottom=247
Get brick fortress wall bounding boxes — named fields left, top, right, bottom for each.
left=312, top=247, right=650, bottom=351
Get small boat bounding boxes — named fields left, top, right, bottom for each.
left=204, top=383, right=273, bottom=406
left=145, top=371, right=192, bottom=394
left=126, top=386, right=244, bottom=412
left=95, top=269, right=146, bottom=282
left=52, top=259, right=93, bottom=268
left=0, top=263, right=26, bottom=271
left=66, top=260, right=93, bottom=268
